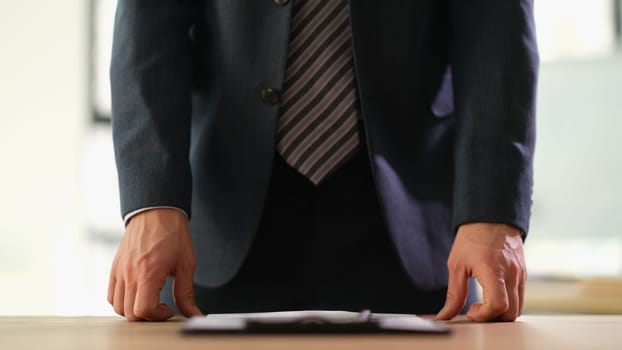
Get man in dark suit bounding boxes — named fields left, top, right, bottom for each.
left=108, top=0, right=537, bottom=322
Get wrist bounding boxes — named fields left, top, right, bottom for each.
left=457, top=223, right=522, bottom=248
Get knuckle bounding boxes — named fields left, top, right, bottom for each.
left=107, top=289, right=115, bottom=304
left=113, top=305, right=124, bottom=316
left=126, top=314, right=141, bottom=322
left=182, top=256, right=197, bottom=270
left=489, top=299, right=510, bottom=314
left=133, top=305, right=152, bottom=319
left=135, top=254, right=158, bottom=272
left=501, top=314, right=518, bottom=322
left=507, top=260, right=522, bottom=274
left=445, top=289, right=459, bottom=301
left=446, top=258, right=459, bottom=271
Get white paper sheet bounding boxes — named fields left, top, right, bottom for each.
left=183, top=310, right=449, bottom=333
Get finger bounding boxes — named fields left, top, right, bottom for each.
left=124, top=283, right=139, bottom=322
left=107, top=275, right=116, bottom=306
left=112, top=279, right=125, bottom=317
left=134, top=283, right=175, bottom=321
left=467, top=272, right=509, bottom=322
left=499, top=271, right=520, bottom=322
left=436, top=266, right=468, bottom=320
left=518, top=269, right=526, bottom=317
left=173, top=264, right=202, bottom=318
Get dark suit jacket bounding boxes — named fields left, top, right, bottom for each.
left=111, top=0, right=538, bottom=290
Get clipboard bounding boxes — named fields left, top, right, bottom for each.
left=182, top=310, right=450, bottom=334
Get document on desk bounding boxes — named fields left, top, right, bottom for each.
left=182, top=310, right=450, bottom=334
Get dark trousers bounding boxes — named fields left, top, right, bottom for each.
left=177, top=139, right=454, bottom=314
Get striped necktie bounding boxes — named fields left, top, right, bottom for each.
left=277, top=0, right=360, bottom=185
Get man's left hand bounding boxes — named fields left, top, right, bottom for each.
left=436, top=222, right=526, bottom=322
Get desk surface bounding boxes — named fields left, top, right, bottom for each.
left=2, top=315, right=622, bottom=350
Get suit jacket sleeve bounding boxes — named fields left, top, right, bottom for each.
left=449, top=0, right=539, bottom=234
left=110, top=0, right=199, bottom=218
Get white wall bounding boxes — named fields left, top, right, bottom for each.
left=0, top=0, right=91, bottom=314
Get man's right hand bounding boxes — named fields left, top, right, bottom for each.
left=107, top=208, right=202, bottom=321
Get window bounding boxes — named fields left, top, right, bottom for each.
left=527, top=0, right=622, bottom=277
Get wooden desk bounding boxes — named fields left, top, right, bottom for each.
left=2, top=315, right=622, bottom=350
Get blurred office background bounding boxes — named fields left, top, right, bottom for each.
left=0, top=0, right=621, bottom=315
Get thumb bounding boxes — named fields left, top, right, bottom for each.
left=173, top=263, right=203, bottom=318
left=436, top=266, right=468, bottom=320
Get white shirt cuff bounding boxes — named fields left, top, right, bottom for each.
left=123, top=206, right=189, bottom=226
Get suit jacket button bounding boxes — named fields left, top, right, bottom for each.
left=261, top=88, right=280, bottom=105
left=274, top=0, right=289, bottom=5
